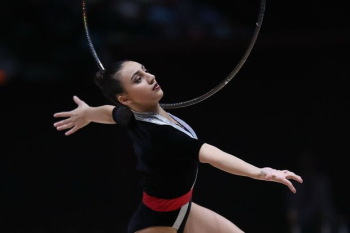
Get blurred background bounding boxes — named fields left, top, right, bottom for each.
left=1, top=0, right=349, bottom=232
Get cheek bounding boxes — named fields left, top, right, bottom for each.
left=129, top=85, right=152, bottom=100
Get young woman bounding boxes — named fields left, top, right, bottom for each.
left=53, top=60, right=303, bottom=233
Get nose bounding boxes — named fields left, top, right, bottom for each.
left=147, top=73, right=156, bottom=84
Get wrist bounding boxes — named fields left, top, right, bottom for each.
left=252, top=167, right=264, bottom=180
left=84, top=106, right=93, bottom=122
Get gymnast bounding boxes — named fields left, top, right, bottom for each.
left=53, top=60, right=303, bottom=233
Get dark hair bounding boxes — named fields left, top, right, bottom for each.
left=94, top=60, right=134, bottom=126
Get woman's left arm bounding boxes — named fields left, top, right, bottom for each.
left=198, top=143, right=303, bottom=193
left=54, top=96, right=116, bottom=136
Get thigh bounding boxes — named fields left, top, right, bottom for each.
left=184, top=202, right=244, bottom=233
left=135, top=226, right=177, bottom=233
left=129, top=201, right=190, bottom=233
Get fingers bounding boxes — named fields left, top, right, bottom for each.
left=55, top=122, right=79, bottom=136
left=54, top=119, right=70, bottom=128
left=54, top=112, right=71, bottom=118
left=287, top=174, right=303, bottom=183
left=65, top=126, right=78, bottom=136
left=283, top=179, right=296, bottom=194
left=53, top=121, right=79, bottom=136
left=73, top=95, right=82, bottom=105
left=264, top=169, right=299, bottom=193
left=272, top=173, right=297, bottom=193
left=56, top=123, right=74, bottom=131
left=279, top=171, right=301, bottom=193
left=53, top=98, right=82, bottom=136
left=283, top=170, right=303, bottom=184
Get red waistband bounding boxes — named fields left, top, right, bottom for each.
left=142, top=189, right=193, bottom=212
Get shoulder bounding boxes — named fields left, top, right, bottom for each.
left=112, top=106, right=136, bottom=126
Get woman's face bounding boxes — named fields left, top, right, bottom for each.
left=117, top=61, right=163, bottom=109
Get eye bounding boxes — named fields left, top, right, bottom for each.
left=136, top=77, right=142, bottom=83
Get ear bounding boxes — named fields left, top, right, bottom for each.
left=117, top=94, right=132, bottom=105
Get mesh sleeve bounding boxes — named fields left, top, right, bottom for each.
left=112, top=107, right=123, bottom=124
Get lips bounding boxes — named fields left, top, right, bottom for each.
left=153, top=83, right=160, bottom=90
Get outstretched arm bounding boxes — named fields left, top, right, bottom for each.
left=54, top=96, right=116, bottom=136
left=198, top=143, right=303, bottom=193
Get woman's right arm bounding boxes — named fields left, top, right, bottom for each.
left=198, top=143, right=303, bottom=193
left=54, top=96, right=116, bottom=136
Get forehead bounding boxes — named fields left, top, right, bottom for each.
left=120, top=61, right=142, bottom=79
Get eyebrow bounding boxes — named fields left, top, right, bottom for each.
left=131, top=64, right=145, bottom=81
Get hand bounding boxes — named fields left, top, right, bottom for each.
left=260, top=167, right=303, bottom=193
left=53, top=96, right=91, bottom=136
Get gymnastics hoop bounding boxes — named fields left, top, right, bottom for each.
left=82, top=0, right=266, bottom=109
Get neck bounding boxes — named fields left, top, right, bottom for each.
left=131, top=103, right=166, bottom=115
left=132, top=104, right=182, bottom=125
left=131, top=103, right=169, bottom=119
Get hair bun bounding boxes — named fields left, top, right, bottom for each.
left=95, top=70, right=105, bottom=80
left=94, top=69, right=106, bottom=90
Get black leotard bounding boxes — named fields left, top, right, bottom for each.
left=112, top=107, right=205, bottom=233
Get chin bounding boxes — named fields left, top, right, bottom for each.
left=157, top=90, right=164, bottom=100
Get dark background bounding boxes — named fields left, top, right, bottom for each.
left=1, top=0, right=349, bottom=232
